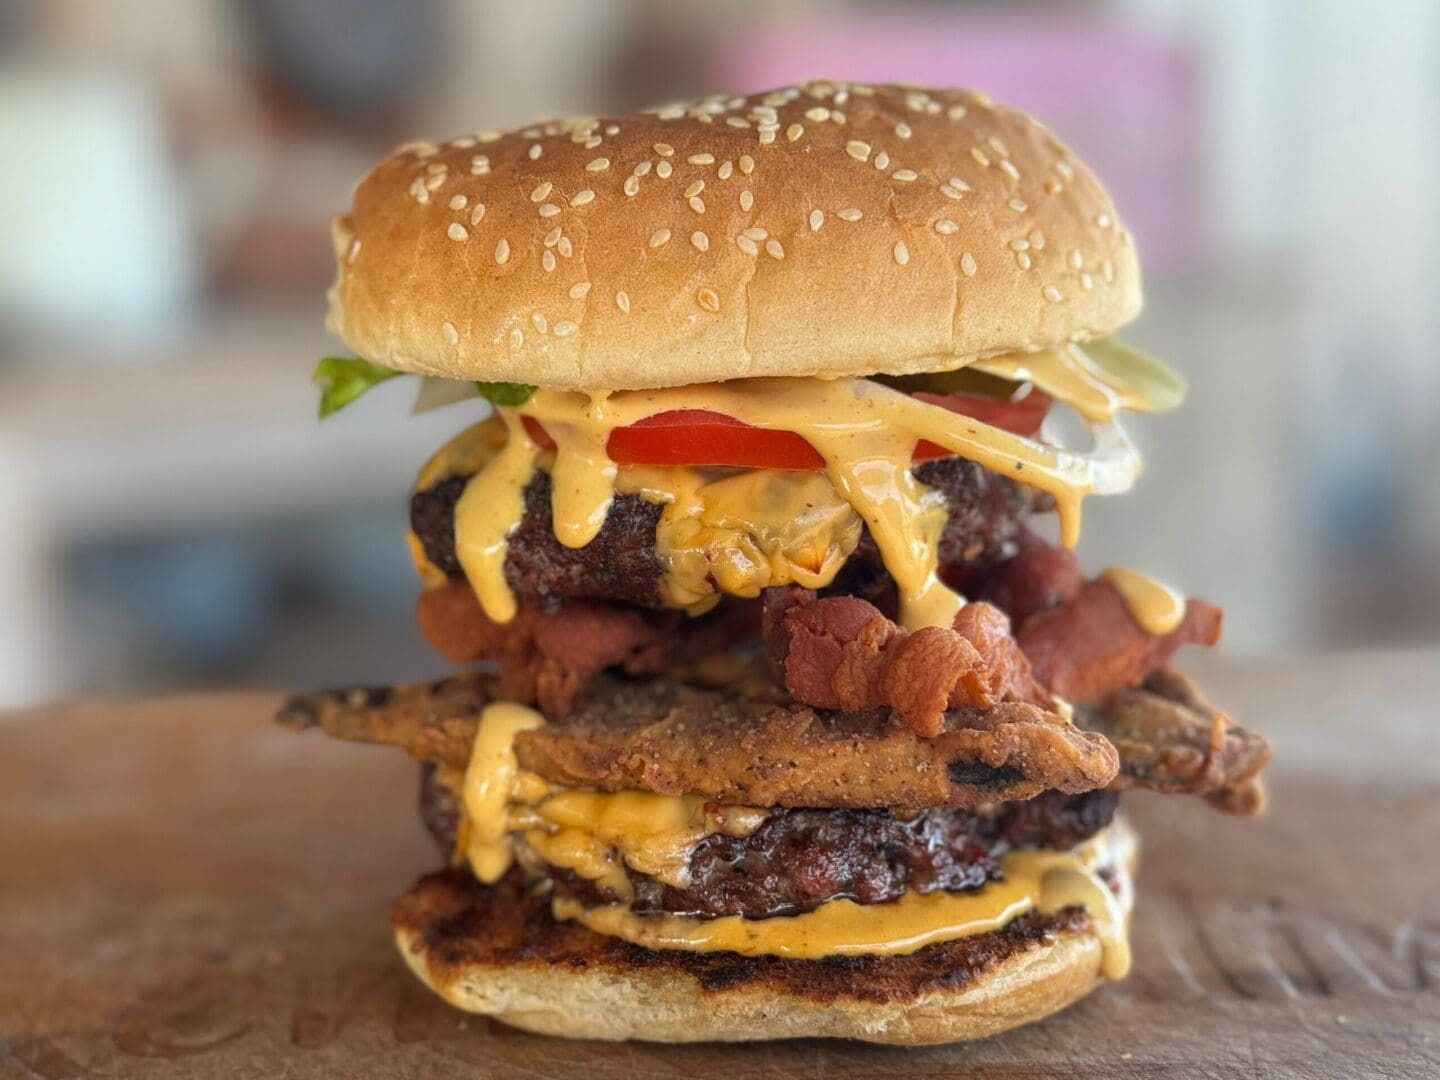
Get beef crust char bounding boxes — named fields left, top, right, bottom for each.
left=410, top=456, right=1035, bottom=609
left=392, top=868, right=1092, bottom=1004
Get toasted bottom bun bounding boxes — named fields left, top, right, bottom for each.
left=390, top=821, right=1138, bottom=1045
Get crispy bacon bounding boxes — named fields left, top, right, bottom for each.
left=1018, top=580, right=1223, bottom=704
left=764, top=588, right=1050, bottom=737
left=417, top=580, right=762, bottom=718
left=977, top=526, right=1083, bottom=625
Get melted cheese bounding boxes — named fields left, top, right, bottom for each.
left=973, top=344, right=1150, bottom=423
left=552, top=832, right=1131, bottom=977
left=450, top=377, right=1139, bottom=629
left=1101, top=566, right=1187, bottom=635
left=460, top=702, right=546, bottom=883
left=458, top=703, right=765, bottom=894
left=619, top=466, right=864, bottom=613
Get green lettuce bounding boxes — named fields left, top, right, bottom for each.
left=312, top=357, right=401, bottom=418
left=473, top=380, right=537, bottom=406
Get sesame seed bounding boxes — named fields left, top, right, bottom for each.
left=1008, top=198, right=1029, bottom=213
left=449, top=194, right=468, bottom=210
left=571, top=189, right=595, bottom=206
left=691, top=231, right=709, bottom=252
left=960, top=252, right=978, bottom=276
left=470, top=204, right=486, bottom=225
left=837, top=208, right=862, bottom=221
left=616, top=290, right=630, bottom=313
left=1016, top=250, right=1033, bottom=270
left=739, top=155, right=755, bottom=175
left=450, top=136, right=476, bottom=149
left=688, top=153, right=715, bottom=165
left=633, top=161, right=653, bottom=178
left=846, top=140, right=871, bottom=162
left=657, top=160, right=673, bottom=179
left=495, top=238, right=510, bottom=264
left=1096, top=211, right=1113, bottom=229
left=569, top=282, right=591, bottom=299
left=971, top=147, right=991, bottom=167
left=1009, top=238, right=1030, bottom=252
left=530, top=182, right=553, bottom=203
left=688, top=196, right=705, bottom=214
left=718, top=160, right=734, bottom=180
left=758, top=130, right=776, bottom=145
left=696, top=288, right=721, bottom=312
left=874, top=150, right=890, bottom=171
left=892, top=169, right=918, bottom=182
left=998, top=159, right=1020, bottom=181
left=809, top=209, right=824, bottom=231
left=939, top=185, right=964, bottom=201
left=786, top=123, right=804, bottom=142
left=470, top=155, right=490, bottom=175
left=736, top=235, right=759, bottom=256
left=509, top=328, right=524, bottom=350
left=623, top=176, right=640, bottom=197
left=544, top=227, right=562, bottom=247
left=739, top=190, right=754, bottom=212
left=557, top=235, right=573, bottom=258
left=1045, top=179, right=1063, bottom=195
left=538, top=203, right=561, bottom=218
left=935, top=219, right=958, bottom=235
left=949, top=177, right=972, bottom=192
left=542, top=249, right=557, bottom=272
left=766, top=238, right=784, bottom=259
left=895, top=121, right=912, bottom=139
left=649, top=228, right=671, bottom=248
left=684, top=179, right=705, bottom=198
left=586, top=157, right=610, bottom=172
left=347, top=239, right=361, bottom=263
left=1068, top=248, right=1083, bottom=270
left=479, top=131, right=503, bottom=144
left=606, top=124, right=620, bottom=135
left=654, top=142, right=674, bottom=157
left=1029, top=230, right=1045, bottom=250
left=947, top=104, right=967, bottom=120
left=447, top=223, right=469, bottom=241
left=894, top=241, right=910, bottom=266
left=987, top=136, right=1009, bottom=158
left=442, top=321, right=459, bottom=344
left=553, top=320, right=577, bottom=336
left=426, top=161, right=447, bottom=175
left=830, top=110, right=846, bottom=124
left=532, top=312, right=548, bottom=333
left=528, top=144, right=543, bottom=160
left=1080, top=272, right=1094, bottom=291
left=424, top=173, right=446, bottom=191
left=743, top=227, right=767, bottom=241
left=1122, top=228, right=1134, bottom=248
left=1055, top=160, right=1075, bottom=181
left=725, top=116, right=750, bottom=129
left=1043, top=285, right=1064, bottom=303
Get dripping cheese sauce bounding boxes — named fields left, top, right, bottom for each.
left=435, top=347, right=1145, bottom=632
left=455, top=703, right=1132, bottom=977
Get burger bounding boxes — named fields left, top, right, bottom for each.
left=280, top=80, right=1270, bottom=1045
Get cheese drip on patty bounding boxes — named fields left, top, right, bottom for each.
left=446, top=374, right=1140, bottom=631
left=456, top=702, right=1133, bottom=976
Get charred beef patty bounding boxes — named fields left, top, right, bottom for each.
left=411, top=456, right=1038, bottom=609
left=419, top=766, right=1116, bottom=920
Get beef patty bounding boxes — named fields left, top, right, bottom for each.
left=411, top=455, right=1039, bottom=608
left=419, top=767, right=1117, bottom=920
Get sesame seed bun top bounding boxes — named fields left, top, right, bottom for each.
left=326, top=80, right=1142, bottom=391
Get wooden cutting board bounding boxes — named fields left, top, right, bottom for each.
left=2, top=650, right=1437, bottom=1078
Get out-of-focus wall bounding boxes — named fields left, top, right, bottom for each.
left=1, top=0, right=1436, bottom=705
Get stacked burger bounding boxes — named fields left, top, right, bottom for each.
left=281, top=81, right=1270, bottom=1045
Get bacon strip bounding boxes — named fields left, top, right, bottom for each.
left=764, top=588, right=1050, bottom=737
left=416, top=580, right=677, bottom=717
left=1017, top=580, right=1222, bottom=704
left=976, top=526, right=1083, bottom=625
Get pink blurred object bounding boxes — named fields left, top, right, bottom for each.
left=713, top=10, right=1200, bottom=269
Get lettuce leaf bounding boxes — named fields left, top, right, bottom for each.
left=473, top=380, right=537, bottom=406
left=313, top=357, right=401, bottom=418
left=1080, top=337, right=1187, bottom=412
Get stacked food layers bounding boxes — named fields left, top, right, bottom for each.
left=281, top=81, right=1269, bottom=1045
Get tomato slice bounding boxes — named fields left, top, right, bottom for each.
left=519, top=389, right=1049, bottom=469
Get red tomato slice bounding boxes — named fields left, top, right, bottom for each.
left=519, top=389, right=1049, bottom=469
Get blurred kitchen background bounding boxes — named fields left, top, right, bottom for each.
left=1, top=0, right=1437, bottom=706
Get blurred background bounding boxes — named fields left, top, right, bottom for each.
left=1, top=0, right=1437, bottom=707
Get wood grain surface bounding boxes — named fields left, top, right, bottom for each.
left=2, top=650, right=1437, bottom=1078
